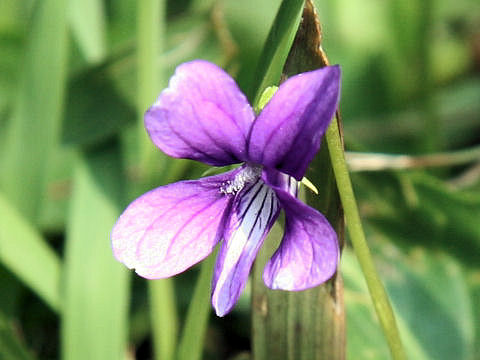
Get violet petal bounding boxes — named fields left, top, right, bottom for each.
left=263, top=168, right=298, bottom=198
left=247, top=65, right=341, bottom=180
left=111, top=170, right=238, bottom=279
left=145, top=60, right=255, bottom=166
left=263, top=187, right=338, bottom=290
left=211, top=179, right=280, bottom=316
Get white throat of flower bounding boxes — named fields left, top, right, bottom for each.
left=220, top=165, right=262, bottom=195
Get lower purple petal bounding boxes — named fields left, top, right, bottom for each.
left=111, top=170, right=238, bottom=279
left=263, top=188, right=339, bottom=291
left=211, top=179, right=280, bottom=316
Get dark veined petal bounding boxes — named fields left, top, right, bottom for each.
left=263, top=188, right=338, bottom=290
left=211, top=179, right=280, bottom=316
left=145, top=60, right=255, bottom=166
left=247, top=65, right=341, bottom=180
left=111, top=170, right=239, bottom=279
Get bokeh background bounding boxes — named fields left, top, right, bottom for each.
left=0, top=0, right=479, bottom=359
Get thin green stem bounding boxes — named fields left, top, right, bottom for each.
left=176, top=253, right=216, bottom=360
left=137, top=1, right=178, bottom=359
left=137, top=0, right=166, bottom=181
left=149, top=280, right=178, bottom=360
left=326, top=119, right=406, bottom=360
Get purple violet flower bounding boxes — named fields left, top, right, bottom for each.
left=111, top=60, right=341, bottom=316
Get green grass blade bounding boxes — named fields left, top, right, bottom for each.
left=176, top=253, right=215, bottom=360
left=248, top=0, right=304, bottom=104
left=137, top=1, right=178, bottom=359
left=62, top=147, right=129, bottom=360
left=0, top=192, right=61, bottom=312
left=0, top=311, right=35, bottom=360
left=0, top=0, right=68, bottom=222
left=68, top=0, right=106, bottom=63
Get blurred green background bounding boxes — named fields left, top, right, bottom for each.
left=0, top=0, right=479, bottom=359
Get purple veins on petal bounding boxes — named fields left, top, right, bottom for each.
left=263, top=187, right=339, bottom=291
left=212, top=179, right=280, bottom=316
left=111, top=170, right=239, bottom=279
left=145, top=60, right=255, bottom=166
left=248, top=65, right=341, bottom=180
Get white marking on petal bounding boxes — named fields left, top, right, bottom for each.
left=212, top=179, right=280, bottom=315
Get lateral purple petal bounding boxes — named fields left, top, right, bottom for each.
left=247, top=65, right=341, bottom=180
left=145, top=60, right=255, bottom=166
left=211, top=179, right=280, bottom=316
left=111, top=170, right=238, bottom=279
left=263, top=188, right=338, bottom=290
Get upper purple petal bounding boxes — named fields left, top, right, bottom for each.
left=247, top=65, right=341, bottom=180
left=211, top=178, right=280, bottom=316
left=145, top=60, right=255, bottom=166
left=263, top=188, right=339, bottom=290
left=111, top=170, right=238, bottom=279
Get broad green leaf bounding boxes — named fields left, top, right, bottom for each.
left=0, top=311, right=35, bottom=360
left=342, top=249, right=401, bottom=360
left=362, top=171, right=480, bottom=267
left=68, top=0, right=106, bottom=63
left=62, top=146, right=129, bottom=360
left=343, top=246, right=475, bottom=360
left=0, top=192, right=61, bottom=312
left=0, top=0, right=68, bottom=222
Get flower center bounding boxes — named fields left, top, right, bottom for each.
left=220, top=165, right=262, bottom=195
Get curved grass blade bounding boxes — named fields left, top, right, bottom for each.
left=248, top=0, right=305, bottom=105
left=0, top=192, right=61, bottom=312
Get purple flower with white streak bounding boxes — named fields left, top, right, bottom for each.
left=111, top=60, right=341, bottom=316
